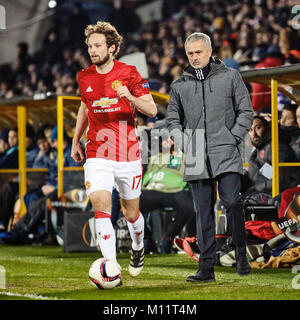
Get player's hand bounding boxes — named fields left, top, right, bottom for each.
left=117, top=86, right=133, bottom=101
left=71, top=142, right=84, bottom=163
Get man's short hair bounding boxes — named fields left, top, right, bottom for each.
left=0, top=129, right=9, bottom=143
left=282, top=103, right=298, bottom=114
left=253, top=115, right=269, bottom=128
left=85, top=21, right=123, bottom=56
left=185, top=32, right=212, bottom=50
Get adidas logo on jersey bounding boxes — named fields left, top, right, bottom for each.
left=86, top=86, right=93, bottom=92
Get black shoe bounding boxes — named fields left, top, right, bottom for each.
left=186, top=269, right=215, bottom=283
left=236, top=256, right=251, bottom=276
left=128, top=247, right=144, bottom=277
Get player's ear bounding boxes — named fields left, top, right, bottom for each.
left=109, top=44, right=116, bottom=55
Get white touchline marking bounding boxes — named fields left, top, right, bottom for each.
left=0, top=291, right=68, bottom=300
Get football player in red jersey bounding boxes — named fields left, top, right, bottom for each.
left=71, top=21, right=157, bottom=278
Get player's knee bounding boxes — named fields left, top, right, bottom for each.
left=90, top=198, right=111, bottom=213
left=89, top=190, right=112, bottom=212
left=122, top=208, right=139, bottom=222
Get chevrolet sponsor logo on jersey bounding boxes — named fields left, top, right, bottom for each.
left=92, top=97, right=119, bottom=108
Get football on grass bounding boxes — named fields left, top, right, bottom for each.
left=89, top=258, right=122, bottom=289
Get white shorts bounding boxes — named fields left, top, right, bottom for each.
left=83, top=158, right=143, bottom=200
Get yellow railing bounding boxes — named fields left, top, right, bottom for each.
left=271, top=79, right=280, bottom=197
left=56, top=96, right=82, bottom=198
left=0, top=96, right=82, bottom=214
left=270, top=79, right=300, bottom=197
left=0, top=85, right=299, bottom=211
left=17, top=105, right=27, bottom=214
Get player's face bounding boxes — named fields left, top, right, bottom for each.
left=87, top=33, right=114, bottom=66
left=185, top=39, right=212, bottom=69
left=249, top=118, right=266, bottom=147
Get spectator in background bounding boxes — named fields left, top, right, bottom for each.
left=25, top=124, right=39, bottom=168
left=32, top=129, right=52, bottom=168
left=43, top=124, right=55, bottom=148
left=280, top=103, right=298, bottom=128
left=109, top=0, right=142, bottom=36
left=42, top=30, right=62, bottom=66
left=251, top=51, right=284, bottom=114
left=73, top=48, right=90, bottom=70
left=8, top=127, right=18, bottom=148
left=0, top=127, right=19, bottom=168
left=135, top=112, right=147, bottom=129
left=44, top=126, right=76, bottom=192
left=140, top=130, right=196, bottom=254
left=0, top=124, right=40, bottom=229
left=219, top=42, right=240, bottom=71
left=146, top=116, right=157, bottom=129
left=242, top=116, right=299, bottom=195
left=1, top=124, right=39, bottom=169
left=0, top=0, right=299, bottom=100
left=66, top=2, right=91, bottom=51
left=279, top=103, right=300, bottom=161
left=0, top=82, right=8, bottom=99
left=297, top=105, right=300, bottom=128
left=0, top=129, right=10, bottom=158
left=0, top=127, right=80, bottom=243
left=13, top=42, right=33, bottom=78
left=24, top=126, right=78, bottom=214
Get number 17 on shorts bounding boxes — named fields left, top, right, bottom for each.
left=132, top=175, right=142, bottom=190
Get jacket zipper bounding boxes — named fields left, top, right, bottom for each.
left=201, top=81, right=213, bottom=178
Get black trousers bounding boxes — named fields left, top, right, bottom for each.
left=190, top=172, right=246, bottom=271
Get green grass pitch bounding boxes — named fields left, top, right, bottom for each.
left=0, top=244, right=299, bottom=301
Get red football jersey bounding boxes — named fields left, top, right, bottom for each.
left=77, top=59, right=150, bottom=162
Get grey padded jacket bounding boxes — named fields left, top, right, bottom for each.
left=166, top=57, right=253, bottom=181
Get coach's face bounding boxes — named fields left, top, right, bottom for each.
left=185, top=39, right=212, bottom=69
left=87, top=33, right=115, bottom=66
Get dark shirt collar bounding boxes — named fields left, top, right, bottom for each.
left=187, top=57, right=212, bottom=81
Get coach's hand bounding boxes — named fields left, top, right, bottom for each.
left=71, top=142, right=84, bottom=163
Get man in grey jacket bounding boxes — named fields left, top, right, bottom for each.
left=166, top=32, right=253, bottom=282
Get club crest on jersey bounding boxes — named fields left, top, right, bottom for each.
left=85, top=181, right=91, bottom=190
left=92, top=97, right=119, bottom=108
left=111, top=80, right=122, bottom=91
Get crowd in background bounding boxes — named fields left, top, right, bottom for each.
left=0, top=0, right=299, bottom=111
left=0, top=0, right=299, bottom=252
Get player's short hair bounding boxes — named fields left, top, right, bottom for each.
left=185, top=32, right=212, bottom=51
left=85, top=21, right=123, bottom=56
